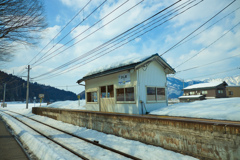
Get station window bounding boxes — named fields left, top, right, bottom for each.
left=100, top=86, right=106, bottom=98
left=107, top=85, right=114, bottom=97
left=147, top=87, right=165, bottom=102
left=87, top=91, right=97, bottom=102
left=116, top=87, right=134, bottom=102
left=229, top=91, right=233, bottom=95
left=100, top=85, right=114, bottom=98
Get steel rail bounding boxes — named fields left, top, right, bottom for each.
left=5, top=110, right=142, bottom=160
left=1, top=111, right=89, bottom=160
left=0, top=116, right=32, bottom=160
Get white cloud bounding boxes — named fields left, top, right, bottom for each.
left=56, top=15, right=61, bottom=23
left=3, top=0, right=240, bottom=94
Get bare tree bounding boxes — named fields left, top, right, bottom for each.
left=0, top=0, right=47, bottom=62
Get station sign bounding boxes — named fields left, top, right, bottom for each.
left=39, top=94, right=44, bottom=98
left=118, top=73, right=131, bottom=85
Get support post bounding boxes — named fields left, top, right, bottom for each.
left=2, top=83, right=6, bottom=107
left=26, top=65, right=30, bottom=109
left=183, top=79, right=184, bottom=89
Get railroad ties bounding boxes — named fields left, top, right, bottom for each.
left=0, top=110, right=141, bottom=160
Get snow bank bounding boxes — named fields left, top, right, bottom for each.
left=151, top=98, right=240, bottom=121
left=42, top=100, right=86, bottom=110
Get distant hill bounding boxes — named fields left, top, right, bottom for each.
left=78, top=90, right=85, bottom=100
left=167, top=76, right=203, bottom=99
left=0, top=71, right=77, bottom=102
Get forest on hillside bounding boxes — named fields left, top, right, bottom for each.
left=0, top=71, right=77, bottom=102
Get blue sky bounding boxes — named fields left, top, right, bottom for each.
left=2, top=0, right=240, bottom=94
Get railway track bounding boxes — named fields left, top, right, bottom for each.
left=0, top=110, right=141, bottom=160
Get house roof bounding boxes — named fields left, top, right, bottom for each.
left=77, top=53, right=175, bottom=84
left=183, top=81, right=228, bottom=90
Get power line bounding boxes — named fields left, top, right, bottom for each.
left=53, top=85, right=80, bottom=88
left=186, top=66, right=240, bottom=80
left=171, top=6, right=240, bottom=51
left=32, top=0, right=141, bottom=67
left=28, top=0, right=93, bottom=65
left=35, top=0, right=236, bottom=80
left=31, top=0, right=106, bottom=66
left=174, top=20, right=240, bottom=69
left=159, top=0, right=236, bottom=56
left=33, top=0, right=198, bottom=80
left=7, top=1, right=93, bottom=79
left=3, top=84, right=25, bottom=91
left=176, top=53, right=240, bottom=73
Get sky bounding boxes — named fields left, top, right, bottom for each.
left=1, top=0, right=240, bottom=94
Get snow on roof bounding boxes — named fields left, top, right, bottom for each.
left=178, top=95, right=204, bottom=99
left=184, top=81, right=224, bottom=90
left=84, top=54, right=150, bottom=77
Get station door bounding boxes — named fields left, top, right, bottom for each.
left=100, top=98, right=115, bottom=112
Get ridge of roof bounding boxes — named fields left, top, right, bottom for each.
left=183, top=81, right=227, bottom=90
left=77, top=53, right=175, bottom=84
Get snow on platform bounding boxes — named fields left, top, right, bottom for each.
left=151, top=98, right=240, bottom=121
left=42, top=100, right=86, bottom=110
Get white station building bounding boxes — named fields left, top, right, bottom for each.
left=77, top=53, right=175, bottom=114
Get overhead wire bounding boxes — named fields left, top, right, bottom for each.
left=28, top=0, right=93, bottom=65
left=32, top=0, right=140, bottom=67
left=2, top=83, right=25, bottom=91
left=174, top=20, right=240, bottom=69
left=1, top=0, right=93, bottom=82
left=46, top=0, right=238, bottom=81
left=35, top=0, right=236, bottom=80
left=33, top=0, right=198, bottom=80
left=176, top=53, right=240, bottom=73
left=171, top=6, right=240, bottom=51
left=186, top=66, right=240, bottom=80
left=31, top=0, right=107, bottom=66
left=159, top=0, right=236, bottom=56
left=3, top=0, right=94, bottom=84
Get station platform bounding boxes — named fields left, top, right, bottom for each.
left=0, top=117, right=28, bottom=160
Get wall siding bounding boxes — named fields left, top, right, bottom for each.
left=138, top=61, right=167, bottom=113
left=226, top=86, right=240, bottom=97
left=84, top=70, right=139, bottom=114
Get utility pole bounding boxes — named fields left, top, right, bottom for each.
left=183, top=79, right=184, bottom=89
left=26, top=65, right=30, bottom=109
left=2, top=83, right=6, bottom=107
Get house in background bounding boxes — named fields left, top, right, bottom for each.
left=226, top=86, right=240, bottom=97
left=77, top=53, right=175, bottom=114
left=179, top=81, right=228, bottom=102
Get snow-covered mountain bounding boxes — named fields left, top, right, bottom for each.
left=167, top=75, right=240, bottom=99
left=204, top=75, right=240, bottom=86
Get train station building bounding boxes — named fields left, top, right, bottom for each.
left=77, top=53, right=175, bottom=114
